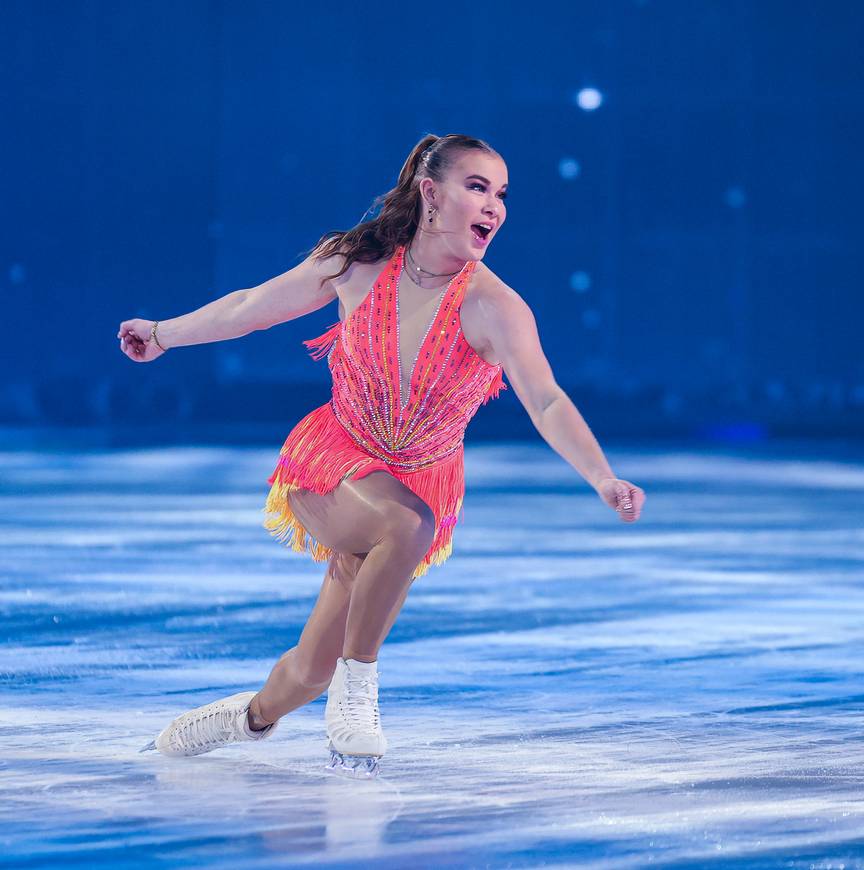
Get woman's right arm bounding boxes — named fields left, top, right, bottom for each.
left=117, top=251, right=341, bottom=361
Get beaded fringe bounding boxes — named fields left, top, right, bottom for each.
left=261, top=404, right=466, bottom=580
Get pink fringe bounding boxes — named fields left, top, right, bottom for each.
left=262, top=403, right=465, bottom=579
left=302, top=321, right=342, bottom=361
left=482, top=367, right=507, bottom=405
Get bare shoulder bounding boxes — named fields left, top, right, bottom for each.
left=303, top=241, right=375, bottom=313
left=470, top=263, right=531, bottom=312
left=304, top=240, right=351, bottom=289
left=462, top=263, right=533, bottom=364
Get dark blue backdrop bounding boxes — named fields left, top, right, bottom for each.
left=3, top=1, right=862, bottom=443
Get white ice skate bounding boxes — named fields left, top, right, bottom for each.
left=324, top=657, right=387, bottom=779
left=139, top=691, right=278, bottom=757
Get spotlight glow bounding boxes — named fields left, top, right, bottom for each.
left=558, top=158, right=581, bottom=180
left=724, top=185, right=747, bottom=208
left=575, top=88, right=603, bottom=111
left=570, top=271, right=591, bottom=292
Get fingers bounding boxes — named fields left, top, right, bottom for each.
left=117, top=322, right=136, bottom=342
left=614, top=485, right=633, bottom=510
left=614, top=484, right=644, bottom=522
left=615, top=489, right=635, bottom=520
left=119, top=332, right=147, bottom=360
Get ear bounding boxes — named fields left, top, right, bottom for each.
left=418, top=177, right=437, bottom=208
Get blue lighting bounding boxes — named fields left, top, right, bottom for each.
left=724, top=185, right=747, bottom=208
left=696, top=421, right=768, bottom=442
left=558, top=157, right=581, bottom=179
left=582, top=308, right=601, bottom=328
left=570, top=271, right=592, bottom=292
left=574, top=87, right=603, bottom=111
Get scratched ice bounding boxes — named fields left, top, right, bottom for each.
left=2, top=440, right=864, bottom=868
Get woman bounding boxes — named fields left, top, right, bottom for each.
left=118, top=133, right=646, bottom=778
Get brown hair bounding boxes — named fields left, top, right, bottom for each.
left=305, top=133, right=500, bottom=288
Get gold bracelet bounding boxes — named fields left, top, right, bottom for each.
left=150, top=321, right=167, bottom=351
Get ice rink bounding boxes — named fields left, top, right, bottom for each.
left=2, top=440, right=863, bottom=868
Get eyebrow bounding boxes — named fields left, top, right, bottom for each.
left=465, top=174, right=508, bottom=189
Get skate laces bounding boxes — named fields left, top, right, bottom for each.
left=174, top=702, right=242, bottom=752
left=342, top=671, right=381, bottom=733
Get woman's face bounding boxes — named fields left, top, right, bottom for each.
left=421, top=151, right=508, bottom=260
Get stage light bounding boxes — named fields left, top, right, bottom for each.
left=570, top=271, right=591, bottom=292
left=9, top=263, right=25, bottom=284
left=558, top=158, right=581, bottom=179
left=724, top=185, right=747, bottom=208
left=574, top=88, right=603, bottom=111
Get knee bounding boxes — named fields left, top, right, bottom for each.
left=382, top=499, right=436, bottom=557
left=329, top=551, right=365, bottom=591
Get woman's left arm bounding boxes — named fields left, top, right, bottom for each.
left=479, top=286, right=646, bottom=522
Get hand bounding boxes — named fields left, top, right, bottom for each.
left=117, top=319, right=166, bottom=363
left=595, top=477, right=646, bottom=523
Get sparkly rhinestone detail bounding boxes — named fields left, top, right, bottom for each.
left=300, top=244, right=506, bottom=471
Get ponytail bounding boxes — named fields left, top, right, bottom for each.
left=305, top=133, right=498, bottom=288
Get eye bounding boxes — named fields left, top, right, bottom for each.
left=469, top=182, right=508, bottom=201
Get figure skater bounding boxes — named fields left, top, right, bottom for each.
left=118, top=133, right=646, bottom=778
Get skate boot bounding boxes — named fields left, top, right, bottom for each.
left=139, top=691, right=278, bottom=757
left=324, top=657, right=387, bottom=779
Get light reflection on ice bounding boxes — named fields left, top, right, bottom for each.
left=2, top=441, right=864, bottom=867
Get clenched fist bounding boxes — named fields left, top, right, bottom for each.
left=117, top=319, right=166, bottom=363
left=595, top=477, right=646, bottom=523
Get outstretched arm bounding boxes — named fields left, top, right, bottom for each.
left=117, top=251, right=340, bottom=361
left=480, top=286, right=645, bottom=522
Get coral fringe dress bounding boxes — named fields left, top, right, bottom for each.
left=262, top=243, right=507, bottom=579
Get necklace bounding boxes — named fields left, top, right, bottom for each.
left=405, top=243, right=465, bottom=287
left=402, top=263, right=451, bottom=293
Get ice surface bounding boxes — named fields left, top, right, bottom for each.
left=2, top=440, right=864, bottom=868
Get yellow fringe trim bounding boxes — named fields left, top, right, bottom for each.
left=262, top=478, right=329, bottom=562
left=261, top=471, right=454, bottom=580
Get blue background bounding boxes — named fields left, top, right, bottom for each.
left=3, top=6, right=864, bottom=865
left=3, top=0, right=862, bottom=443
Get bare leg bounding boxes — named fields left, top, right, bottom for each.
left=340, top=529, right=427, bottom=663
left=285, top=470, right=434, bottom=664
left=248, top=551, right=362, bottom=728
left=248, top=470, right=433, bottom=727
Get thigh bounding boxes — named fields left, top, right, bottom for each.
left=287, top=469, right=434, bottom=556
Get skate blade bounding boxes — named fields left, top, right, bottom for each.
left=325, top=749, right=380, bottom=780
left=139, top=739, right=157, bottom=753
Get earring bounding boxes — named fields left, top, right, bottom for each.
left=428, top=207, right=434, bottom=223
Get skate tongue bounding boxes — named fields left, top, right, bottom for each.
left=344, top=658, right=378, bottom=675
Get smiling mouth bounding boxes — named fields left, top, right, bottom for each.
left=470, top=224, right=492, bottom=241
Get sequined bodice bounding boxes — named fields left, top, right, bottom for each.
left=303, top=244, right=506, bottom=471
